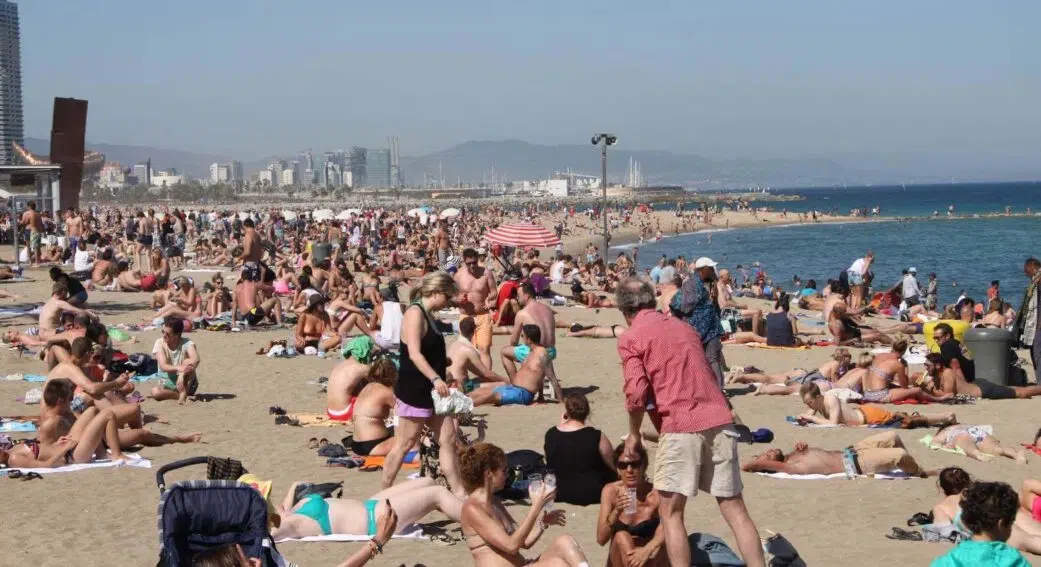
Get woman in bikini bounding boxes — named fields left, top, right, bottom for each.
left=862, top=340, right=949, bottom=403
left=271, top=477, right=462, bottom=541
left=460, top=443, right=592, bottom=567
left=932, top=423, right=1027, bottom=463
left=731, top=348, right=861, bottom=395
left=596, top=443, right=667, bottom=567
left=294, top=294, right=340, bottom=353
left=931, top=467, right=1041, bottom=554
left=350, top=359, right=398, bottom=456
left=152, top=277, right=203, bottom=321
left=566, top=323, right=626, bottom=339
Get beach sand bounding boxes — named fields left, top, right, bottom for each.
left=1, top=262, right=1039, bottom=566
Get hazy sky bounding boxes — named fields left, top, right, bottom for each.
left=19, top=0, right=1041, bottom=160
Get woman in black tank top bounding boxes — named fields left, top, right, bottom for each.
left=382, top=272, right=466, bottom=497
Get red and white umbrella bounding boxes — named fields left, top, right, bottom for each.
left=483, top=222, right=561, bottom=248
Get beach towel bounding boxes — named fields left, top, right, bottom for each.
left=0, top=305, right=41, bottom=316
left=0, top=277, right=32, bottom=284
left=360, top=454, right=419, bottom=470
left=283, top=413, right=342, bottom=427
left=376, top=301, right=403, bottom=350
left=1022, top=444, right=1041, bottom=457
left=784, top=416, right=901, bottom=429
left=276, top=524, right=425, bottom=543
left=755, top=470, right=913, bottom=480
left=7, top=452, right=151, bottom=474
left=0, top=420, right=36, bottom=433
left=734, top=343, right=810, bottom=350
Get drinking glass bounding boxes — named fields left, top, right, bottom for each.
left=543, top=473, right=557, bottom=511
left=527, top=473, right=543, bottom=505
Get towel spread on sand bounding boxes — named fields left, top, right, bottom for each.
left=734, top=344, right=810, bottom=350
left=0, top=420, right=37, bottom=433
left=755, top=470, right=912, bottom=480
left=0, top=305, right=41, bottom=316
left=785, top=416, right=901, bottom=429
left=8, top=452, right=151, bottom=474
left=276, top=524, right=425, bottom=543
left=287, top=413, right=342, bottom=427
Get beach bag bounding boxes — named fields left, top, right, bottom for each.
left=720, top=308, right=742, bottom=334
left=763, top=532, right=806, bottom=567
left=497, top=450, right=547, bottom=500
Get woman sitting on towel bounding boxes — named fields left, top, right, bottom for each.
left=596, top=443, right=667, bottom=567
left=460, top=442, right=592, bottom=567
left=796, top=382, right=955, bottom=427
left=271, top=476, right=463, bottom=541
left=350, top=359, right=399, bottom=456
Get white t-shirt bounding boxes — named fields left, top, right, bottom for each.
left=549, top=261, right=565, bottom=281
left=849, top=258, right=867, bottom=274
left=73, top=249, right=93, bottom=272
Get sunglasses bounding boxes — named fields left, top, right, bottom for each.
left=933, top=334, right=947, bottom=340
left=616, top=460, right=642, bottom=470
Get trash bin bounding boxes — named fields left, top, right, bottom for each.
left=963, top=327, right=1015, bottom=386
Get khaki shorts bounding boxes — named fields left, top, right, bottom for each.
left=653, top=425, right=742, bottom=498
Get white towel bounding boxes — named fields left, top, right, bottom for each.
left=9, top=452, right=152, bottom=475
left=276, top=524, right=425, bottom=543
left=755, top=470, right=912, bottom=480
left=377, top=301, right=403, bottom=348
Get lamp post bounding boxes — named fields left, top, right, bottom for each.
left=591, top=133, right=617, bottom=259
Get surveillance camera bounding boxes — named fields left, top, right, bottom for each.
left=591, top=135, right=600, bottom=146
left=606, top=136, right=618, bottom=146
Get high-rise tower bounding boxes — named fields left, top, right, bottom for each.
left=0, top=1, right=24, bottom=165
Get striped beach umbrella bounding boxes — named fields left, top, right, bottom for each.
left=483, top=222, right=562, bottom=248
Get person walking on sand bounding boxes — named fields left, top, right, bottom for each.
left=616, top=278, right=765, bottom=567
left=1013, top=257, right=1041, bottom=383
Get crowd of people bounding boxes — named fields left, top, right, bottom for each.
left=1, top=199, right=1040, bottom=567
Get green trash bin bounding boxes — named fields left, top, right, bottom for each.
left=963, top=327, right=1015, bottom=386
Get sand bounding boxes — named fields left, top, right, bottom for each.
left=1, top=253, right=1040, bottom=566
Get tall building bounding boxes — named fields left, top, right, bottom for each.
left=298, top=150, right=314, bottom=185
left=229, top=160, right=243, bottom=183
left=209, top=162, right=231, bottom=184
left=133, top=162, right=152, bottom=186
left=0, top=1, right=24, bottom=165
left=280, top=167, right=295, bottom=186
left=313, top=153, right=328, bottom=186
left=366, top=148, right=391, bottom=188
left=349, top=146, right=366, bottom=188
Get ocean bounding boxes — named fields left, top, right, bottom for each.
left=619, top=181, right=1041, bottom=307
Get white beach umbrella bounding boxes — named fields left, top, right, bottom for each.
left=406, top=208, right=425, bottom=217
left=335, top=210, right=354, bottom=220
left=281, top=210, right=298, bottom=221
left=312, top=208, right=335, bottom=222
left=439, top=207, right=461, bottom=219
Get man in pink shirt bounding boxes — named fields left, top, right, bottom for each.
left=616, top=278, right=765, bottom=567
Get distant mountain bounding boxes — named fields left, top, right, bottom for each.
left=399, top=140, right=870, bottom=189
left=24, top=137, right=229, bottom=179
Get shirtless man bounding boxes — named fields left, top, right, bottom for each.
left=454, top=248, right=497, bottom=368
left=66, top=208, right=84, bottom=252
left=92, top=248, right=115, bottom=285
left=47, top=337, right=135, bottom=416
left=231, top=266, right=283, bottom=326
left=435, top=220, right=451, bottom=268
left=501, top=283, right=563, bottom=401
left=39, top=280, right=96, bottom=339
left=828, top=302, right=893, bottom=345
left=136, top=211, right=154, bottom=270
left=326, top=337, right=378, bottom=422
left=447, top=317, right=509, bottom=391
left=741, top=431, right=935, bottom=477
left=656, top=275, right=682, bottom=313
left=717, top=269, right=763, bottom=335
left=19, top=200, right=44, bottom=267
left=38, top=378, right=200, bottom=453
left=470, top=325, right=550, bottom=407
left=241, top=218, right=264, bottom=265
left=927, top=352, right=1041, bottom=400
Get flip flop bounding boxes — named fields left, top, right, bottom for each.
left=269, top=406, right=287, bottom=416
left=885, top=527, right=922, bottom=541
left=319, top=438, right=329, bottom=447
left=907, top=512, right=932, bottom=527
left=307, top=437, right=319, bottom=450
left=20, top=472, right=42, bottom=481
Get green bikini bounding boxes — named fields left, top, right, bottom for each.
left=294, top=493, right=380, bottom=536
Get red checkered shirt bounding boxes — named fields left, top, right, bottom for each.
left=618, top=309, right=733, bottom=434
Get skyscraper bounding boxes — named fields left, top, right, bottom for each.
left=349, top=146, right=366, bottom=188
left=0, top=1, right=24, bottom=166
left=366, top=149, right=391, bottom=188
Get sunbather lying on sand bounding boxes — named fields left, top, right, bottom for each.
left=930, top=423, right=1027, bottom=463
left=742, top=431, right=936, bottom=477
left=796, top=382, right=956, bottom=427
left=271, top=477, right=461, bottom=540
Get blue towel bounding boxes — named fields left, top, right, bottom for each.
left=0, top=421, right=37, bottom=433
left=24, top=374, right=46, bottom=383
left=131, top=372, right=164, bottom=383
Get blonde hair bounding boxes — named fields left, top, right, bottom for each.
left=857, top=352, right=874, bottom=368
left=831, top=348, right=851, bottom=362
left=409, top=271, right=458, bottom=303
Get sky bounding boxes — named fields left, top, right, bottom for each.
left=18, top=0, right=1041, bottom=161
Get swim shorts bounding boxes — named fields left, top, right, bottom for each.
left=245, top=307, right=265, bottom=326
left=494, top=384, right=535, bottom=406
left=1033, top=494, right=1041, bottom=523
left=513, top=344, right=557, bottom=363
left=847, top=270, right=864, bottom=286
left=464, top=313, right=493, bottom=350
left=160, top=374, right=199, bottom=395
left=141, top=273, right=158, bottom=292
left=975, top=378, right=1015, bottom=400
left=138, top=235, right=154, bottom=247
left=29, top=232, right=41, bottom=250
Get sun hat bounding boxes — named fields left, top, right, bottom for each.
left=238, top=473, right=281, bottom=528
left=694, top=257, right=718, bottom=269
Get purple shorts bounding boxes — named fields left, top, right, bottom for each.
left=395, top=398, right=434, bottom=419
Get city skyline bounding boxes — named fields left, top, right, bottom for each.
left=0, top=0, right=23, bottom=165
left=16, top=1, right=1041, bottom=165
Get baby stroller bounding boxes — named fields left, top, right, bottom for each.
left=155, top=456, right=283, bottom=567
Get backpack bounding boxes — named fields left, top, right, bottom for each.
left=496, top=450, right=547, bottom=500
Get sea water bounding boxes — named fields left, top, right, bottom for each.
left=621, top=182, right=1041, bottom=307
